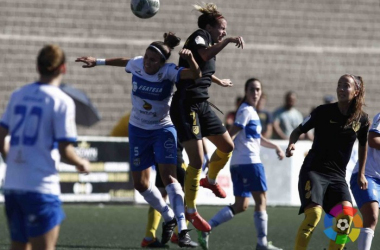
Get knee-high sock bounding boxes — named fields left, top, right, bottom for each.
left=140, top=183, right=174, bottom=222
left=357, top=227, right=374, bottom=250
left=166, top=182, right=187, bottom=232
left=184, top=165, right=201, bottom=212
left=254, top=211, right=268, bottom=247
left=294, top=207, right=322, bottom=250
left=327, top=213, right=353, bottom=250
left=208, top=149, right=232, bottom=183
left=208, top=206, right=235, bottom=229
left=144, top=206, right=162, bottom=239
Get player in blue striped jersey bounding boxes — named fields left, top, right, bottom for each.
left=76, top=32, right=201, bottom=248
left=0, top=44, right=90, bottom=250
left=350, top=112, right=380, bottom=250
left=198, top=78, right=284, bottom=250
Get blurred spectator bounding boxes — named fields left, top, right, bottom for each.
left=224, top=96, right=243, bottom=131
left=323, top=94, right=336, bottom=104
left=272, top=91, right=304, bottom=140
left=110, top=112, right=130, bottom=137
left=256, top=93, right=273, bottom=139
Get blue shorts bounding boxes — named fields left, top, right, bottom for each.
left=4, top=190, right=65, bottom=243
left=350, top=173, right=380, bottom=209
left=230, top=163, right=268, bottom=197
left=129, top=124, right=177, bottom=171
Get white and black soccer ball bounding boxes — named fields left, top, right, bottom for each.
left=336, top=218, right=350, bottom=231
left=130, top=0, right=160, bottom=19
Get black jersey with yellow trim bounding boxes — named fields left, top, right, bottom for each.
left=299, top=103, right=369, bottom=177
left=176, top=29, right=216, bottom=101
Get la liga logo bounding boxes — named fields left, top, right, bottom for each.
left=323, top=204, right=363, bottom=244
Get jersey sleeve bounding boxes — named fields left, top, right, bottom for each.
left=299, top=106, right=319, bottom=133
left=125, top=56, right=142, bottom=74
left=54, top=97, right=77, bottom=142
left=165, top=63, right=184, bottom=84
left=189, top=29, right=211, bottom=49
left=234, top=106, right=250, bottom=129
left=357, top=115, right=369, bottom=146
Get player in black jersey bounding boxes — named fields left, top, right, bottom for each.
left=286, top=74, right=369, bottom=250
left=170, top=3, right=244, bottom=232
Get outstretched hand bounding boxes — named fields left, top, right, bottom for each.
left=179, top=49, right=193, bottom=61
left=276, top=147, right=285, bottom=160
left=286, top=144, right=295, bottom=157
left=218, top=79, right=233, bottom=87
left=228, top=36, right=244, bottom=49
left=75, top=56, right=97, bottom=68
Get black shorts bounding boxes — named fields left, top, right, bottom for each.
left=156, top=142, right=186, bottom=188
left=170, top=97, right=226, bottom=142
left=298, top=170, right=352, bottom=215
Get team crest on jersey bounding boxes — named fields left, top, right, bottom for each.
left=192, top=125, right=199, bottom=135
left=132, top=81, right=138, bottom=92
left=352, top=121, right=361, bottom=132
left=195, top=36, right=206, bottom=45
left=143, top=100, right=152, bottom=110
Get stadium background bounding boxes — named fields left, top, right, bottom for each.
left=1, top=0, right=379, bottom=136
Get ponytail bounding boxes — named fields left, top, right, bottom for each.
left=148, top=32, right=181, bottom=62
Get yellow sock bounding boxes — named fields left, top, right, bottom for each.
left=294, top=207, right=322, bottom=250
left=208, top=149, right=232, bottom=181
left=327, top=213, right=353, bottom=250
left=144, top=206, right=162, bottom=239
left=184, top=165, right=201, bottom=210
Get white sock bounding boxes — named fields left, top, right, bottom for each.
left=140, top=184, right=174, bottom=222
left=207, top=176, right=216, bottom=185
left=165, top=182, right=187, bottom=232
left=358, top=227, right=374, bottom=250
left=209, top=206, right=234, bottom=229
left=254, top=211, right=268, bottom=247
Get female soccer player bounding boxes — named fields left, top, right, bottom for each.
left=198, top=78, right=284, bottom=250
left=170, top=3, right=244, bottom=232
left=0, top=44, right=90, bottom=250
left=286, top=74, right=369, bottom=250
left=350, top=111, right=380, bottom=250
left=76, top=32, right=201, bottom=247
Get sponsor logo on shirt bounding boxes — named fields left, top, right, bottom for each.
left=143, top=100, right=152, bottom=110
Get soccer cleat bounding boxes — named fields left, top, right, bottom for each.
left=161, top=218, right=177, bottom=245
left=197, top=230, right=210, bottom=250
left=178, top=229, right=198, bottom=248
left=185, top=211, right=211, bottom=232
left=141, top=238, right=168, bottom=248
left=171, top=232, right=198, bottom=247
left=255, top=241, right=283, bottom=250
left=200, top=177, right=226, bottom=198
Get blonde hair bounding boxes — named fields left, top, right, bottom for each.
left=37, top=44, right=65, bottom=76
left=194, top=3, right=224, bottom=29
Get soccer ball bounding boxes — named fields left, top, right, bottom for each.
left=130, top=0, right=160, bottom=19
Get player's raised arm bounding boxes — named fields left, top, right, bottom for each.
left=178, top=49, right=201, bottom=80
left=75, top=57, right=130, bottom=68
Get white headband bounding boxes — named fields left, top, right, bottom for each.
left=148, top=45, right=167, bottom=60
